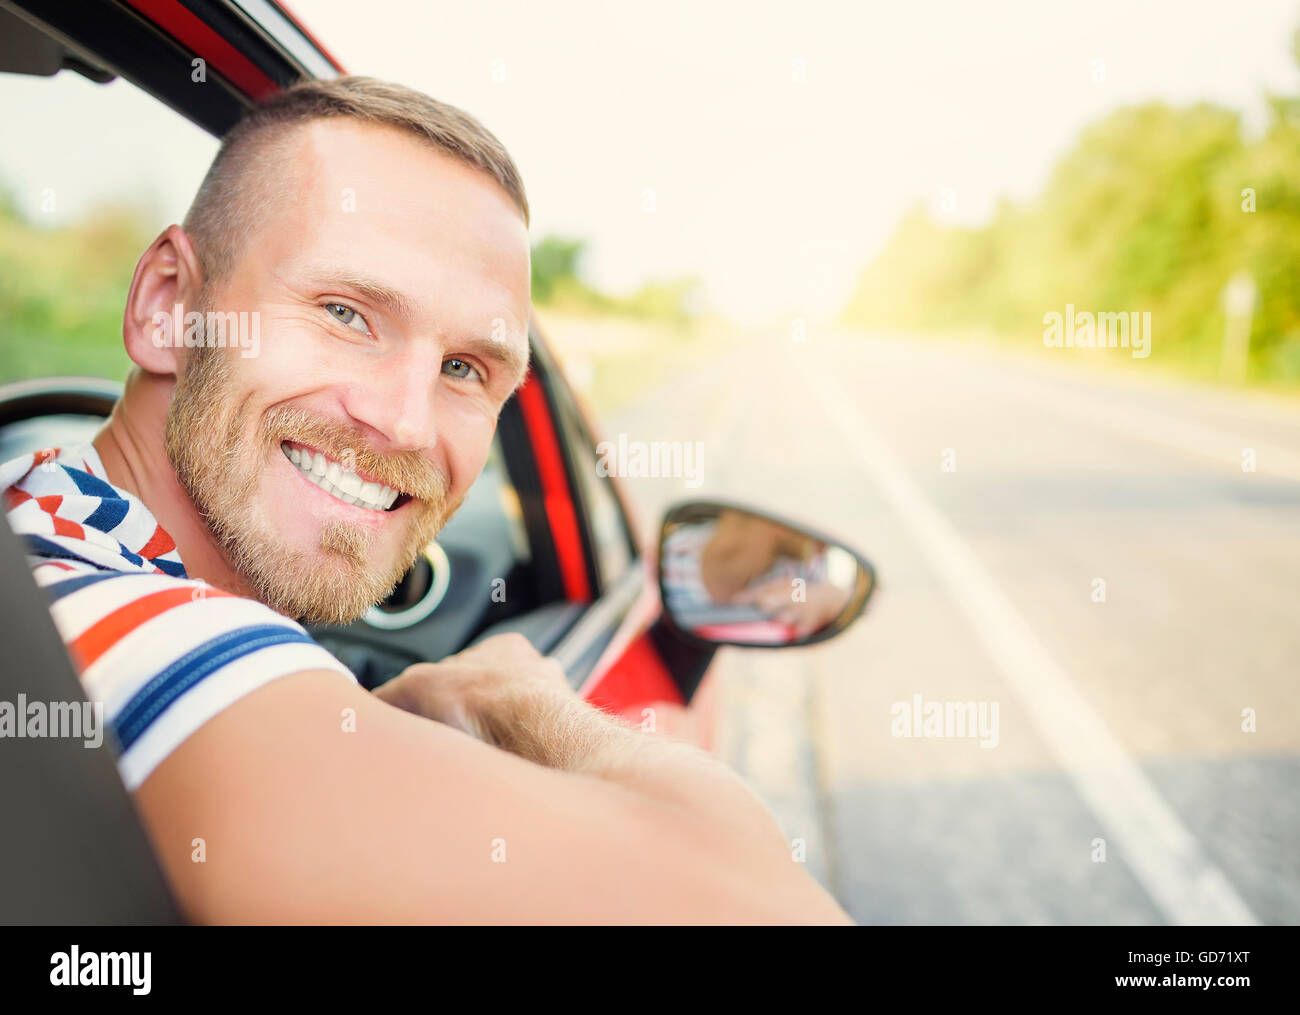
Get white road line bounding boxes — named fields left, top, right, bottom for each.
left=817, top=371, right=1259, bottom=926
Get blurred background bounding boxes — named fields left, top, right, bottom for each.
left=2, top=0, right=1297, bottom=924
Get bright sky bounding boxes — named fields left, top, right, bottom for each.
left=3, top=0, right=1298, bottom=324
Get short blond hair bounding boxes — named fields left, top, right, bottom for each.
left=183, top=76, right=529, bottom=284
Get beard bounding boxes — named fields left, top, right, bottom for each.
left=163, top=344, right=459, bottom=625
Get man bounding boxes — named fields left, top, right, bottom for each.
left=1, top=78, right=850, bottom=923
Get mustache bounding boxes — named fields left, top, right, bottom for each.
left=260, top=405, right=448, bottom=502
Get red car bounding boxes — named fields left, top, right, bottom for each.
left=0, top=0, right=875, bottom=923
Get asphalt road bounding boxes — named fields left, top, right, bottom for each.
left=604, top=330, right=1300, bottom=925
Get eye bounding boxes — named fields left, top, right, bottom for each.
left=442, top=358, right=483, bottom=382
left=324, top=302, right=371, bottom=335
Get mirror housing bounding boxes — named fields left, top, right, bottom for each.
left=656, top=500, right=876, bottom=649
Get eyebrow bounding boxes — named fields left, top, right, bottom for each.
left=300, top=266, right=531, bottom=389
left=459, top=333, right=531, bottom=392
left=305, top=268, right=418, bottom=322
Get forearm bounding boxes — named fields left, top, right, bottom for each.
left=525, top=695, right=852, bottom=924
left=375, top=640, right=850, bottom=922
left=481, top=684, right=793, bottom=858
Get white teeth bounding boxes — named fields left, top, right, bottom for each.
left=338, top=470, right=362, bottom=497
left=280, top=442, right=400, bottom=512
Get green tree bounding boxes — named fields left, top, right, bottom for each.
left=841, top=32, right=1300, bottom=387
left=530, top=234, right=587, bottom=304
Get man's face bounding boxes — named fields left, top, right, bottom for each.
left=165, top=120, right=531, bottom=624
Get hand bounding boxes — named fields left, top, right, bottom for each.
left=373, top=633, right=573, bottom=746
left=732, top=576, right=849, bottom=638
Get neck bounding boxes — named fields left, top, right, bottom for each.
left=93, top=369, right=257, bottom=600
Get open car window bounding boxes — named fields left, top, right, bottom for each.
left=0, top=66, right=217, bottom=387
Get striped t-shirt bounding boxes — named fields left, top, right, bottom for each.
left=2, top=442, right=355, bottom=790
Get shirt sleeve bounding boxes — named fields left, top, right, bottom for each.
left=36, top=566, right=357, bottom=791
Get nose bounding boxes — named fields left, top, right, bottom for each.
left=339, top=348, right=440, bottom=451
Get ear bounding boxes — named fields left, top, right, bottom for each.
left=122, top=224, right=206, bottom=377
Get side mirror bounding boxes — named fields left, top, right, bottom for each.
left=657, top=500, right=876, bottom=649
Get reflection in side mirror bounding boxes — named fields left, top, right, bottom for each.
left=657, top=500, right=876, bottom=649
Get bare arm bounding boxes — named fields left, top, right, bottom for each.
left=374, top=634, right=806, bottom=854
left=134, top=637, right=851, bottom=924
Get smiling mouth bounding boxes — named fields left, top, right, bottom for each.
left=281, top=442, right=410, bottom=512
